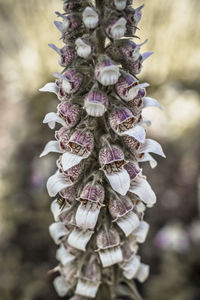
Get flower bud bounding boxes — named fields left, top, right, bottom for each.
left=84, top=90, right=108, bottom=117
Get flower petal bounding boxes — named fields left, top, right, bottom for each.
left=49, top=222, right=68, bottom=245
left=75, top=202, right=100, bottom=230
left=105, top=169, right=130, bottom=196
left=138, top=152, right=158, bottom=168
left=53, top=276, right=70, bottom=297
left=122, top=255, right=140, bottom=280
left=56, top=244, right=75, bottom=266
left=61, top=152, right=84, bottom=172
left=98, top=246, right=123, bottom=267
left=129, top=177, right=156, bottom=207
left=136, top=263, right=150, bottom=283
left=67, top=228, right=93, bottom=251
left=40, top=140, right=63, bottom=157
left=48, top=43, right=61, bottom=55
left=47, top=171, right=72, bottom=197
left=50, top=199, right=61, bottom=221
left=121, top=125, right=146, bottom=143
left=132, top=221, right=149, bottom=243
left=116, top=211, right=140, bottom=237
left=39, top=82, right=58, bottom=95
left=139, top=138, right=166, bottom=158
left=75, top=279, right=100, bottom=298
left=142, top=51, right=154, bottom=61
left=43, top=112, right=66, bottom=129
left=143, top=96, right=162, bottom=110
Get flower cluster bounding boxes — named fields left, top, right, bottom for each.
left=40, top=0, right=165, bottom=298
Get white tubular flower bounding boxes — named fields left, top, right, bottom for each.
left=56, top=244, right=75, bottom=265
left=132, top=220, right=150, bottom=243
left=96, top=227, right=123, bottom=267
left=41, top=0, right=165, bottom=298
left=53, top=275, right=70, bottom=297
left=67, top=227, right=94, bottom=251
left=49, top=222, right=68, bottom=245
left=135, top=263, right=150, bottom=283
left=121, top=255, right=141, bottom=280
left=82, top=7, right=99, bottom=29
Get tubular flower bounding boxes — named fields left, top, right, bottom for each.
left=40, top=0, right=165, bottom=298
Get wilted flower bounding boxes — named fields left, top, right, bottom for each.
left=40, top=0, right=165, bottom=298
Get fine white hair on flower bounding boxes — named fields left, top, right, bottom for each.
left=40, top=0, right=165, bottom=298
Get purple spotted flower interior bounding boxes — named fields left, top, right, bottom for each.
left=39, top=0, right=165, bottom=299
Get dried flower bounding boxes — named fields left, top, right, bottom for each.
left=40, top=0, right=165, bottom=298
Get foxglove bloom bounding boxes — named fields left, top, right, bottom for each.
left=40, top=0, right=165, bottom=298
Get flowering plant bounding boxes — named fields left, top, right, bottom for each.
left=40, top=0, right=165, bottom=299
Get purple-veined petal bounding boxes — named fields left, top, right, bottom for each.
left=121, top=125, right=146, bottom=143
left=98, top=246, right=123, bottom=267
left=82, top=7, right=99, bottom=29
left=61, top=152, right=85, bottom=172
left=138, top=152, right=158, bottom=168
left=40, top=140, right=63, bottom=157
left=56, top=244, right=75, bottom=266
left=43, top=112, right=66, bottom=129
left=135, top=263, right=150, bottom=282
left=50, top=199, right=61, bottom=221
left=67, top=228, right=93, bottom=251
left=49, top=222, right=68, bottom=245
left=116, top=211, right=140, bottom=237
left=39, top=82, right=58, bottom=95
left=53, top=276, right=70, bottom=297
left=75, top=202, right=100, bottom=230
left=122, top=255, right=140, bottom=280
left=143, top=96, right=162, bottom=110
left=105, top=169, right=130, bottom=196
left=139, top=138, right=166, bottom=158
left=47, top=171, right=72, bottom=197
left=132, top=221, right=149, bottom=243
left=75, top=279, right=100, bottom=298
left=129, top=177, right=156, bottom=207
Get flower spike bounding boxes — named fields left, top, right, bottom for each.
left=40, top=0, right=165, bottom=298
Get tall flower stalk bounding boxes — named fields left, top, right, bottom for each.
left=40, top=0, right=165, bottom=299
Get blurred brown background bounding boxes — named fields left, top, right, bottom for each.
left=0, top=0, right=199, bottom=299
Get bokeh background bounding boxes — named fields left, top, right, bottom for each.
left=0, top=0, right=200, bottom=299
